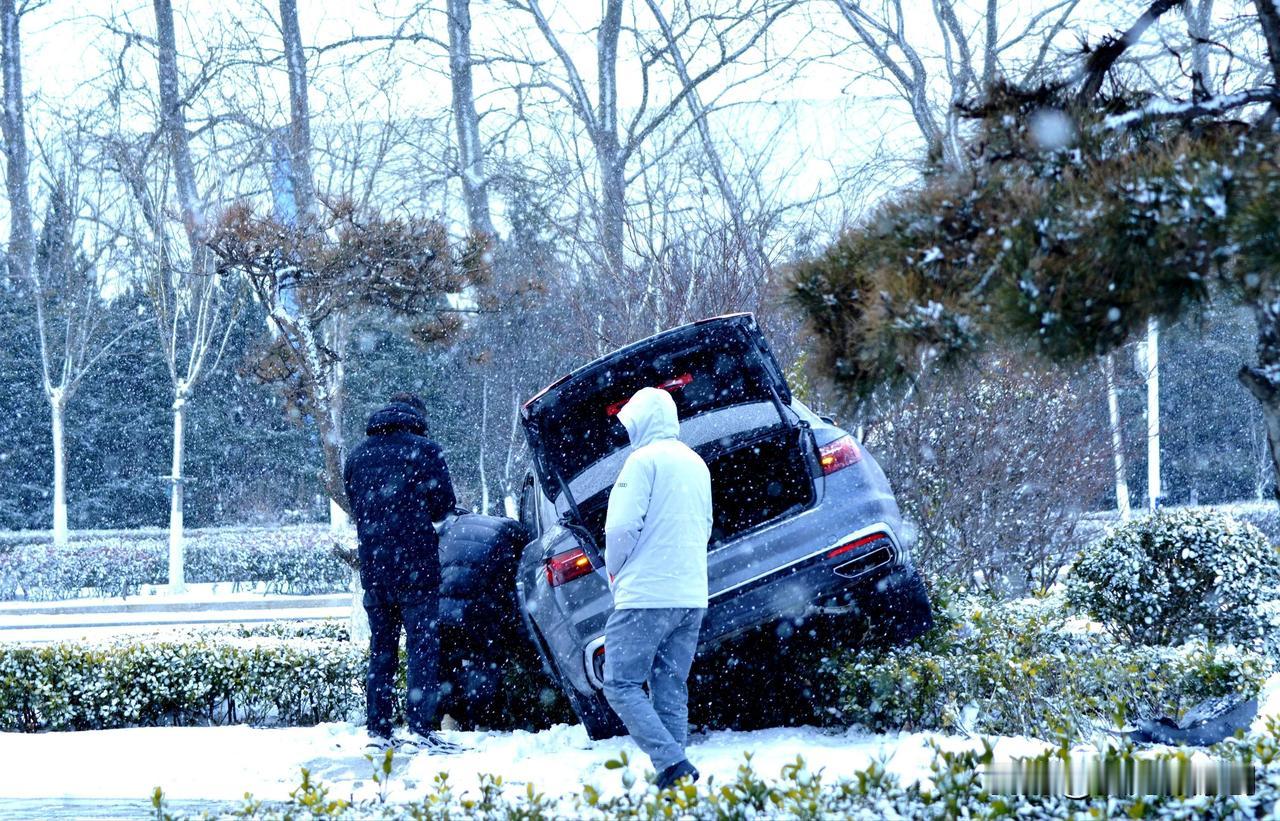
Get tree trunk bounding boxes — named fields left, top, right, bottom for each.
left=50, top=392, right=68, bottom=548
left=1188, top=0, right=1214, bottom=98
left=278, top=0, right=316, bottom=219
left=1144, top=317, right=1162, bottom=510
left=1240, top=292, right=1280, bottom=505
left=1253, top=0, right=1280, bottom=93
left=478, top=380, right=490, bottom=515
left=598, top=152, right=626, bottom=274
left=1102, top=353, right=1132, bottom=520
left=1, top=0, right=32, bottom=285
left=168, top=395, right=187, bottom=592
left=153, top=0, right=206, bottom=248
left=446, top=0, right=494, bottom=237
left=596, top=0, right=625, bottom=274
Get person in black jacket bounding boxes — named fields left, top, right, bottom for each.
left=343, top=392, right=460, bottom=753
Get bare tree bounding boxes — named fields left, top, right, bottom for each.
left=511, top=0, right=797, bottom=274
left=447, top=0, right=495, bottom=237
left=98, top=0, right=249, bottom=590
left=3, top=1, right=136, bottom=547
left=830, top=0, right=1081, bottom=168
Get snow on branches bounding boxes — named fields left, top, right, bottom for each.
left=209, top=200, right=491, bottom=511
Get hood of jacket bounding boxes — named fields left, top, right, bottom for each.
left=616, top=387, right=679, bottom=449
left=365, top=402, right=428, bottom=437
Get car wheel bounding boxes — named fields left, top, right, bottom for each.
left=526, top=620, right=626, bottom=740
left=564, top=682, right=627, bottom=741
left=862, top=567, right=934, bottom=647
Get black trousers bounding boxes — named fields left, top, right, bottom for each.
left=363, top=587, right=440, bottom=738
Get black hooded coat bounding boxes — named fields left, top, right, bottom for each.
left=343, top=402, right=457, bottom=592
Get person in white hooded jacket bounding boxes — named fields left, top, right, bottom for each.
left=602, top=386, right=712, bottom=790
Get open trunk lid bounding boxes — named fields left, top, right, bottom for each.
left=520, top=313, right=793, bottom=505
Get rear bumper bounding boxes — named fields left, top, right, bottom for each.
left=545, top=453, right=917, bottom=695
left=577, top=532, right=926, bottom=691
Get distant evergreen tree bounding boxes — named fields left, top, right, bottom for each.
left=64, top=287, right=169, bottom=529
left=0, top=276, right=51, bottom=530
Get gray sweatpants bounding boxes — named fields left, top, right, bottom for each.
left=602, top=607, right=705, bottom=772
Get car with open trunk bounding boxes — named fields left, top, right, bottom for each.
left=513, top=313, right=932, bottom=738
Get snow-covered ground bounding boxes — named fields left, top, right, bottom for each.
left=4, top=670, right=1280, bottom=817
left=0, top=721, right=1043, bottom=812
left=0, top=587, right=348, bottom=644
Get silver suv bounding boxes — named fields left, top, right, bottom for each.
left=514, top=314, right=932, bottom=738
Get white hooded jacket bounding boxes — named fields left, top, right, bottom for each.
left=604, top=387, right=713, bottom=609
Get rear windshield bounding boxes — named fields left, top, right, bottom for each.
left=531, top=325, right=778, bottom=483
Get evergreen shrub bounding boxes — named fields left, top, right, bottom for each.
left=0, top=626, right=568, bottom=733
left=828, top=591, right=1270, bottom=737
left=1066, top=509, right=1280, bottom=646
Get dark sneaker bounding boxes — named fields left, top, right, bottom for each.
left=655, top=759, right=699, bottom=790
left=363, top=734, right=394, bottom=754
left=397, top=731, right=466, bottom=755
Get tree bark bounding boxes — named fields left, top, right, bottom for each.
left=1144, top=317, right=1162, bottom=510
left=168, top=395, right=187, bottom=591
left=1103, top=353, right=1132, bottom=520
left=446, top=0, right=494, bottom=237
left=596, top=0, right=625, bottom=274
left=1254, top=0, right=1280, bottom=90
left=278, top=0, right=316, bottom=219
left=50, top=392, right=67, bottom=548
left=153, top=0, right=206, bottom=250
left=1, top=0, right=32, bottom=286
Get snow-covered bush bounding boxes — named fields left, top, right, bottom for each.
left=0, top=629, right=568, bottom=733
left=0, top=525, right=351, bottom=600
left=0, top=636, right=366, bottom=731
left=1067, top=509, right=1280, bottom=647
left=829, top=592, right=1270, bottom=737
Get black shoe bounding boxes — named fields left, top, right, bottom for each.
left=655, top=759, right=699, bottom=790
left=363, top=734, right=394, bottom=755
left=397, top=730, right=466, bottom=755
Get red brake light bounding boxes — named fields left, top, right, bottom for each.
left=606, top=373, right=694, bottom=416
left=827, top=533, right=888, bottom=560
left=546, top=547, right=594, bottom=587
left=819, top=435, right=862, bottom=474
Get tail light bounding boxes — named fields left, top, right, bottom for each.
left=819, top=435, right=862, bottom=474
left=827, top=532, right=889, bottom=560
left=546, top=547, right=594, bottom=587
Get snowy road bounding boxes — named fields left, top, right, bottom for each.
left=0, top=589, right=347, bottom=644
left=0, top=721, right=1047, bottom=817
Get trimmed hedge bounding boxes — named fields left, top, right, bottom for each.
left=0, top=625, right=570, bottom=733
left=0, top=525, right=351, bottom=600
left=827, top=591, right=1271, bottom=738
left=0, top=636, right=366, bottom=731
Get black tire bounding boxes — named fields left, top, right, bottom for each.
left=565, top=681, right=627, bottom=740
left=860, top=566, right=934, bottom=647
left=526, top=619, right=626, bottom=740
